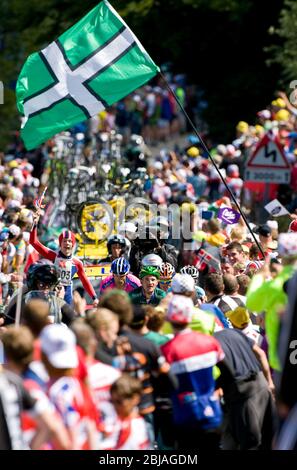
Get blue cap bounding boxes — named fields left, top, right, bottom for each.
left=0, top=231, right=9, bottom=243
left=188, top=135, right=200, bottom=145
left=195, top=286, right=205, bottom=299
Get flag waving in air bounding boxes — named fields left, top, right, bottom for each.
left=16, top=0, right=159, bottom=150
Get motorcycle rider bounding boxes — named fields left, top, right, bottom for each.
left=4, top=263, right=75, bottom=325
left=99, top=234, right=128, bottom=264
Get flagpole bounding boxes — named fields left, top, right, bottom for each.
left=159, top=71, right=265, bottom=258
left=15, top=266, right=25, bottom=327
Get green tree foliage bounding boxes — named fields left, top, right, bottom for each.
left=267, top=0, right=297, bottom=83
left=0, top=0, right=284, bottom=149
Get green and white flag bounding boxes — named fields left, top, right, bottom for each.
left=16, top=0, right=159, bottom=150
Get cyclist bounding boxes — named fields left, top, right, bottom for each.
left=29, top=211, right=98, bottom=306
left=99, top=258, right=141, bottom=295
left=159, top=262, right=175, bottom=292
left=129, top=266, right=166, bottom=306
left=180, top=265, right=201, bottom=297
left=180, top=265, right=199, bottom=284
left=99, top=234, right=128, bottom=264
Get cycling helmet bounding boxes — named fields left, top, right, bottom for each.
left=141, top=253, right=163, bottom=268
left=159, top=262, right=175, bottom=280
left=58, top=229, right=76, bottom=246
left=139, top=266, right=160, bottom=279
left=107, top=234, right=126, bottom=253
left=27, top=263, right=60, bottom=290
left=180, top=265, right=199, bottom=280
left=111, top=257, right=130, bottom=275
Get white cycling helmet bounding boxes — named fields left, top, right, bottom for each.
left=180, top=265, right=199, bottom=280
left=141, top=253, right=163, bottom=269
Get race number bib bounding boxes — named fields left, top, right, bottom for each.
left=55, top=257, right=72, bottom=286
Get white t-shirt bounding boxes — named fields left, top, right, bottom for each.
left=241, top=323, right=263, bottom=346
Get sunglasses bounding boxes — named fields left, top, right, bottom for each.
left=159, top=279, right=172, bottom=285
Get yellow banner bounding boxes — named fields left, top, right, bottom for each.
left=73, top=264, right=111, bottom=279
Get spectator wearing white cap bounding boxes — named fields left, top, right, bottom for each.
left=159, top=273, right=195, bottom=312
left=8, top=224, right=26, bottom=272
left=40, top=324, right=98, bottom=450
left=171, top=273, right=195, bottom=296
left=161, top=295, right=225, bottom=450
left=166, top=274, right=223, bottom=335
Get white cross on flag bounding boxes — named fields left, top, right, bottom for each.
left=16, top=0, right=159, bottom=150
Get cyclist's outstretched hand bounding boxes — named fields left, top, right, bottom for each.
left=32, top=208, right=42, bottom=226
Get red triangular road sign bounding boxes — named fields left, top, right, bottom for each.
left=247, top=132, right=290, bottom=169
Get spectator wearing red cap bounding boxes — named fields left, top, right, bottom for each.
left=289, top=220, right=297, bottom=233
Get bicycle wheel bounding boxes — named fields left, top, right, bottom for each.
left=125, top=197, right=152, bottom=226
left=76, top=199, right=115, bottom=243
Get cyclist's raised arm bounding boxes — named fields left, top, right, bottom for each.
left=29, top=224, right=56, bottom=262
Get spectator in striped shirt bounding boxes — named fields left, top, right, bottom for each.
left=204, top=273, right=245, bottom=316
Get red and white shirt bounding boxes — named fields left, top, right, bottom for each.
left=47, top=376, right=97, bottom=450
left=87, top=358, right=120, bottom=410
left=97, top=403, right=151, bottom=450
